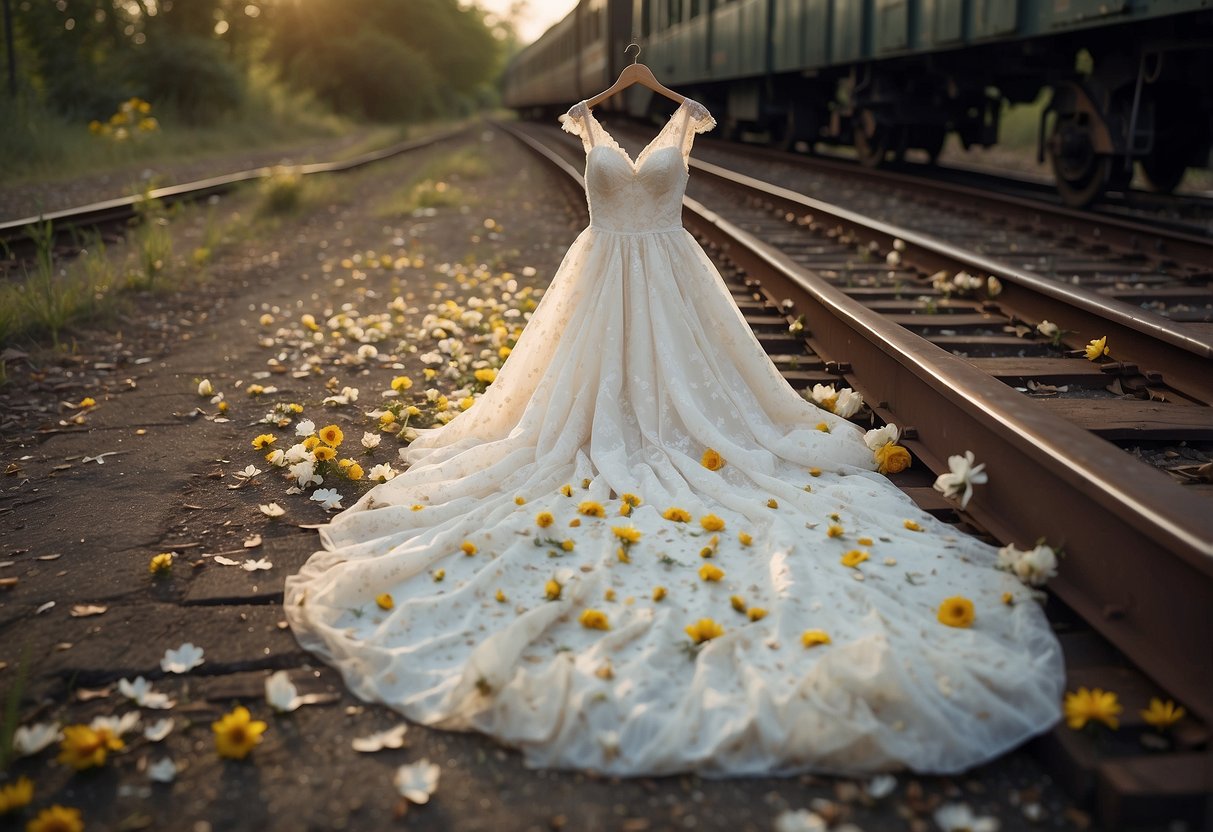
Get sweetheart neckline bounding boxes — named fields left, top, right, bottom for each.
left=580, top=98, right=690, bottom=171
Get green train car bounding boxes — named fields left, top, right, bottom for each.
left=501, top=0, right=1213, bottom=206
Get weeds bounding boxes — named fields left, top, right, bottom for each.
left=0, top=645, right=31, bottom=772
left=128, top=187, right=174, bottom=290
left=21, top=220, right=72, bottom=348
left=257, top=167, right=306, bottom=216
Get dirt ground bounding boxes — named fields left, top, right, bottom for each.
left=0, top=127, right=1096, bottom=831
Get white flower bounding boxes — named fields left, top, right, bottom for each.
left=147, top=757, right=177, bottom=783
left=996, top=544, right=1021, bottom=572
left=323, top=386, right=359, bottom=406
left=368, top=463, right=396, bottom=482
left=352, top=724, right=409, bottom=752
left=885, top=250, right=901, bottom=267
left=296, top=419, right=316, bottom=437
left=284, top=442, right=311, bottom=464
left=265, top=671, right=301, bottom=712
left=952, top=271, right=984, bottom=292
left=91, top=712, right=141, bottom=737
left=197, top=379, right=213, bottom=396
left=160, top=642, right=205, bottom=674
left=357, top=344, right=378, bottom=359
left=265, top=450, right=286, bottom=467
left=931, top=270, right=952, bottom=293
left=118, top=676, right=174, bottom=709
left=259, top=502, right=285, bottom=517
left=144, top=718, right=174, bottom=742
left=932, top=450, right=987, bottom=509
left=893, top=238, right=906, bottom=251
left=788, top=319, right=804, bottom=333
left=401, top=427, right=419, bottom=442
left=289, top=460, right=322, bottom=488
left=987, top=276, right=1002, bottom=296
left=833, top=388, right=864, bottom=418
left=361, top=431, right=381, bottom=449
left=598, top=730, right=621, bottom=760
left=864, top=424, right=900, bottom=451
left=774, top=810, right=828, bottom=832
left=1012, top=544, right=1058, bottom=586
left=237, top=465, right=262, bottom=479
left=809, top=383, right=837, bottom=408
left=424, top=387, right=441, bottom=402
left=1036, top=320, right=1059, bottom=339
left=934, top=803, right=1000, bottom=832
left=13, top=722, right=60, bottom=757
left=394, top=758, right=440, bottom=804
left=867, top=774, right=897, bottom=799
left=310, top=488, right=344, bottom=511
left=242, top=558, right=273, bottom=571
left=419, top=351, right=443, bottom=365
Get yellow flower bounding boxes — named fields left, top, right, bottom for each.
left=700, top=514, right=725, bottom=532
left=391, top=375, right=413, bottom=391
left=26, top=805, right=83, bottom=832
left=904, top=519, right=922, bottom=532
left=662, top=507, right=691, bottom=522
left=474, top=368, right=498, bottom=384
left=251, top=434, right=277, bottom=450
left=212, top=706, right=267, bottom=760
left=499, top=346, right=512, bottom=359
left=840, top=550, right=869, bottom=568
left=652, top=586, right=667, bottom=601
left=581, top=478, right=592, bottom=489
left=148, top=552, right=173, bottom=575
left=302, top=437, right=321, bottom=451
left=747, top=607, right=767, bottom=621
left=312, top=446, right=336, bottom=462
left=701, top=448, right=725, bottom=471
left=827, top=524, right=844, bottom=538
left=536, top=512, right=554, bottom=528
left=815, top=422, right=830, bottom=433
left=561, top=539, right=574, bottom=551
left=856, top=537, right=873, bottom=546
left=577, top=501, right=604, bottom=517
left=246, top=384, right=265, bottom=396
left=875, top=444, right=911, bottom=474
left=259, top=313, right=274, bottom=326
left=495, top=589, right=507, bottom=603
left=685, top=618, right=724, bottom=644
left=460, top=540, right=477, bottom=556
left=738, top=531, right=752, bottom=546
left=423, top=368, right=437, bottom=380
left=937, top=596, right=975, bottom=628
left=618, top=501, right=632, bottom=517
left=319, top=425, right=344, bottom=447
left=579, top=609, right=610, bottom=630
left=801, top=629, right=831, bottom=648
left=1140, top=697, right=1185, bottom=730
left=621, top=492, right=642, bottom=507
left=569, top=518, right=581, bottom=527
left=57, top=725, right=115, bottom=770
left=346, top=463, right=364, bottom=480
left=1002, top=592, right=1015, bottom=605
left=698, top=563, right=724, bottom=582
left=0, top=776, right=33, bottom=814
left=559, top=484, right=573, bottom=497
left=379, top=411, right=397, bottom=425
left=433, top=569, right=445, bottom=582
left=301, top=313, right=319, bottom=331
left=808, top=467, right=821, bottom=477
left=79, top=397, right=96, bottom=408
left=612, top=525, right=642, bottom=544
left=604, top=588, right=616, bottom=601
left=1084, top=336, right=1110, bottom=361
left=766, top=499, right=779, bottom=509
left=515, top=495, right=526, bottom=505
left=730, top=595, right=746, bottom=612
left=1064, top=687, right=1122, bottom=730
left=616, top=547, right=631, bottom=563
left=411, top=504, right=425, bottom=511
left=376, top=593, right=394, bottom=610
left=460, top=396, right=475, bottom=411
left=544, top=578, right=562, bottom=600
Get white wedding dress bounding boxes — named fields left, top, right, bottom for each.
left=284, top=98, right=1063, bottom=776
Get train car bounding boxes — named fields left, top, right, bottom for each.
left=503, top=1, right=1213, bottom=206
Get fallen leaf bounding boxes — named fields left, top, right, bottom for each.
left=0, top=577, right=17, bottom=589
left=35, top=601, right=55, bottom=614
left=71, top=604, right=108, bottom=618
left=54, top=642, right=73, bottom=651
left=76, top=687, right=113, bottom=701
left=36, top=553, right=62, bottom=561
left=82, top=452, right=121, bottom=464
left=213, top=556, right=240, bottom=566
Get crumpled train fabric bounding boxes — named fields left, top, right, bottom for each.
left=284, top=98, right=1064, bottom=776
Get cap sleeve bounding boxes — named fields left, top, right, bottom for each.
left=680, top=99, right=716, bottom=161
left=559, top=102, right=593, bottom=153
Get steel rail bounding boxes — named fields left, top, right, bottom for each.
left=0, top=127, right=470, bottom=243
left=700, top=140, right=1213, bottom=267
left=690, top=158, right=1213, bottom=404
left=499, top=120, right=1213, bottom=724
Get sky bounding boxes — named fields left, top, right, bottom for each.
left=475, top=0, right=578, bottom=44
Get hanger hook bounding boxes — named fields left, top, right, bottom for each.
left=625, top=43, right=641, bottom=64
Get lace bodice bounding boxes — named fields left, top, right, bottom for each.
left=560, top=98, right=716, bottom=234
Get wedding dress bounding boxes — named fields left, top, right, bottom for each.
left=284, top=98, right=1064, bottom=776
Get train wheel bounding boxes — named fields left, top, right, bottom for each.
left=853, top=110, right=892, bottom=167
left=1048, top=115, right=1110, bottom=207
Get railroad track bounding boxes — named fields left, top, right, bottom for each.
left=0, top=127, right=469, bottom=275
left=500, top=119, right=1213, bottom=830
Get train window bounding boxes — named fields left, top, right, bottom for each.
left=667, top=0, right=683, bottom=27
left=690, top=0, right=705, bottom=18
left=641, top=0, right=651, bottom=37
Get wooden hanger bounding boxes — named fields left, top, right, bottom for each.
left=584, top=44, right=684, bottom=109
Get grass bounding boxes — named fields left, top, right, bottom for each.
left=373, top=146, right=492, bottom=218
left=0, top=65, right=350, bottom=187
